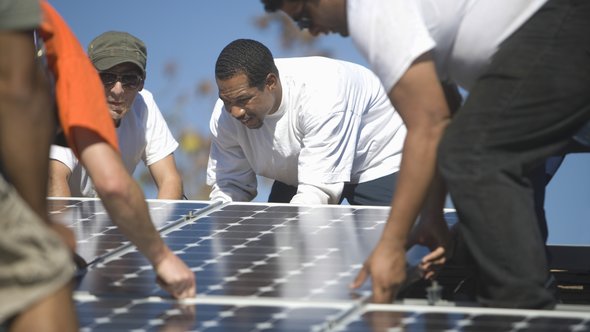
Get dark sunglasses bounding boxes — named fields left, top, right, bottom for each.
left=99, top=72, right=143, bottom=89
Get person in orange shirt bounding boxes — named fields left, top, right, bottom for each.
left=0, top=0, right=77, bottom=330
left=0, top=1, right=194, bottom=330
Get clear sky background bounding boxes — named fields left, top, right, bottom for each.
left=49, top=1, right=589, bottom=245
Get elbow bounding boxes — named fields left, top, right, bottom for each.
left=426, top=105, right=452, bottom=132
left=413, top=113, right=451, bottom=142
left=94, top=175, right=133, bottom=201
left=432, top=115, right=451, bottom=139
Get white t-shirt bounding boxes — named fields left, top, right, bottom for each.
left=50, top=89, right=178, bottom=197
left=347, top=0, right=547, bottom=91
left=207, top=57, right=406, bottom=205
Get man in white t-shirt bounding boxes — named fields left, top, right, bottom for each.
left=207, top=39, right=406, bottom=206
left=48, top=31, right=183, bottom=199
left=262, top=0, right=590, bottom=308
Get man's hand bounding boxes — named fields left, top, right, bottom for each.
left=350, top=240, right=407, bottom=303
left=406, top=212, right=452, bottom=280
left=154, top=250, right=196, bottom=299
left=420, top=247, right=446, bottom=280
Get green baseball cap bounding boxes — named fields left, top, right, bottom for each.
left=88, top=31, right=147, bottom=75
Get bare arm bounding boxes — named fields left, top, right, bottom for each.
left=0, top=30, right=53, bottom=218
left=148, top=153, right=184, bottom=200
left=383, top=54, right=451, bottom=244
left=352, top=53, right=451, bottom=302
left=74, top=128, right=195, bottom=298
left=408, top=82, right=463, bottom=277
left=47, top=160, right=72, bottom=197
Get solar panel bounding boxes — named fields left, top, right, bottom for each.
left=48, top=198, right=218, bottom=264
left=76, top=203, right=393, bottom=299
left=48, top=199, right=590, bottom=331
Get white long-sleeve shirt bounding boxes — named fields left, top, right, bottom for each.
left=207, top=57, right=406, bottom=205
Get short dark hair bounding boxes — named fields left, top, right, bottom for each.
left=261, top=0, right=300, bottom=13
left=215, top=39, right=279, bottom=90
left=261, top=0, right=283, bottom=12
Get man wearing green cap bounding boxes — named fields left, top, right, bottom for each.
left=48, top=31, right=183, bottom=199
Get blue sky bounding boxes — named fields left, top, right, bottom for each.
left=49, top=1, right=589, bottom=245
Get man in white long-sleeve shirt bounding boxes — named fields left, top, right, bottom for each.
left=207, top=39, right=406, bottom=205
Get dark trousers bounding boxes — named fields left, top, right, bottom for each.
left=439, top=0, right=590, bottom=309
left=268, top=172, right=398, bottom=206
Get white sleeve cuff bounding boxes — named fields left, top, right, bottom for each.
left=290, top=183, right=344, bottom=205
left=209, top=187, right=234, bottom=203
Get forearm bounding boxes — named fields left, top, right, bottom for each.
left=47, top=182, right=72, bottom=197
left=156, top=176, right=183, bottom=200
left=381, top=120, right=449, bottom=245
left=47, top=161, right=72, bottom=197
left=207, top=130, right=257, bottom=202
left=149, top=155, right=184, bottom=200
left=392, top=82, right=457, bottom=247
left=98, top=165, right=195, bottom=299
left=419, top=169, right=448, bottom=226
left=406, top=168, right=450, bottom=250
left=78, top=138, right=170, bottom=266
left=99, top=179, right=170, bottom=265
left=47, top=177, right=72, bottom=197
